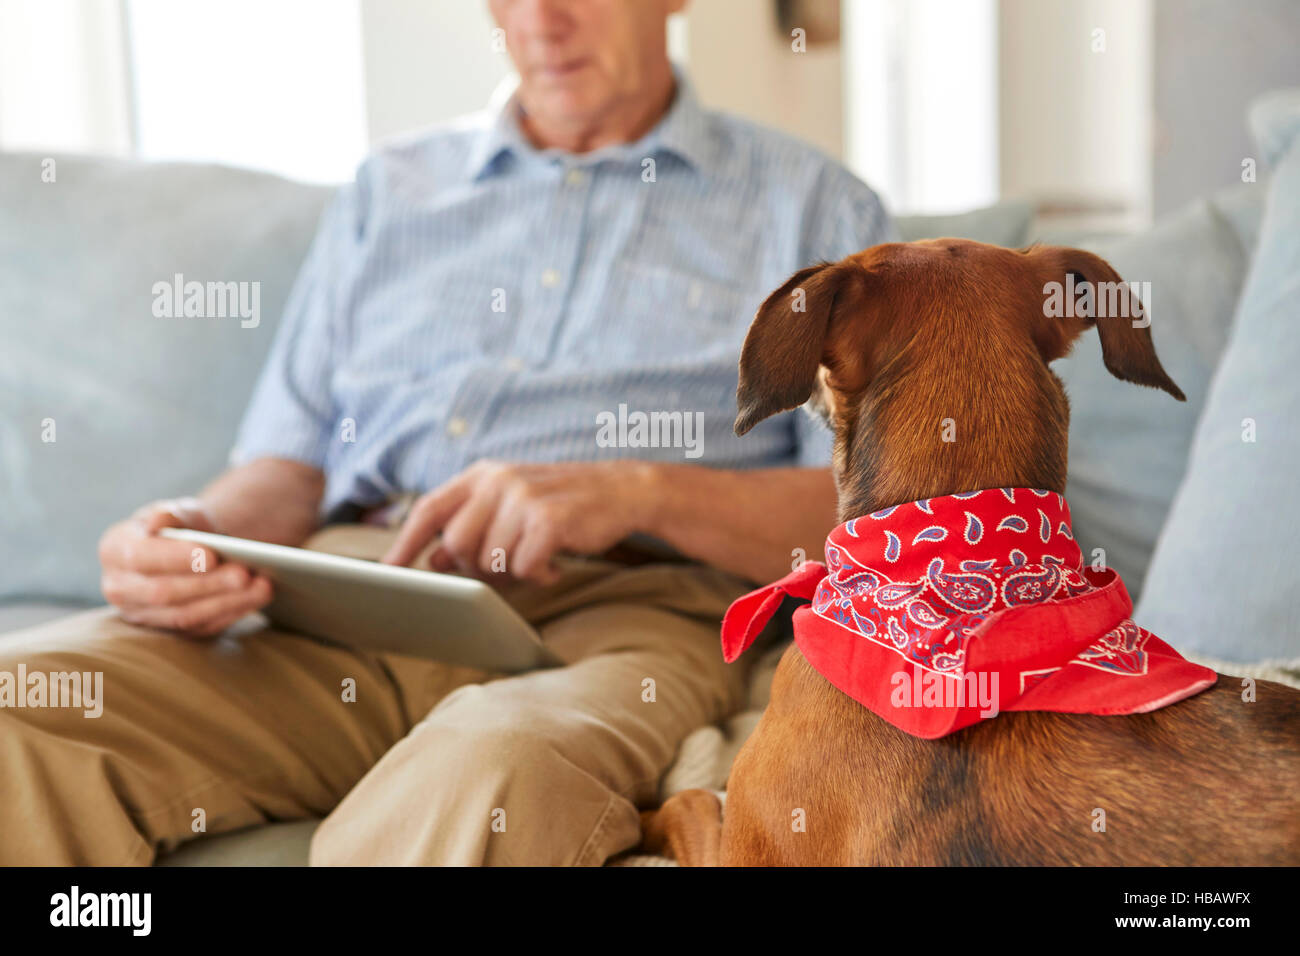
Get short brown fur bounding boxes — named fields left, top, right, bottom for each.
left=645, top=239, right=1300, bottom=867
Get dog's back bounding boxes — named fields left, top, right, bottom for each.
left=723, top=655, right=1300, bottom=865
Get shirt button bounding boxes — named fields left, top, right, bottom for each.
left=446, top=416, right=469, bottom=437
left=504, top=356, right=525, bottom=372
left=540, top=268, right=561, bottom=288
left=564, top=168, right=586, bottom=187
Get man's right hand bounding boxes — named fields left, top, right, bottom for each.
left=98, top=497, right=273, bottom=639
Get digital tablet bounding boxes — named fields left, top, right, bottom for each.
left=158, top=528, right=560, bottom=673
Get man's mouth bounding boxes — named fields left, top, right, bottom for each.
left=536, top=58, right=590, bottom=81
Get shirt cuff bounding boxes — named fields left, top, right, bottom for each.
left=228, top=426, right=332, bottom=470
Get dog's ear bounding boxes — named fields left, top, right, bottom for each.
left=1034, top=246, right=1185, bottom=401
left=735, top=261, right=860, bottom=436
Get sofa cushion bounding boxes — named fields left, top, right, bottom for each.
left=0, top=601, right=83, bottom=635
left=896, top=199, right=1033, bottom=247
left=1052, top=194, right=1257, bottom=600
left=157, top=819, right=318, bottom=867
left=1211, top=181, right=1269, bottom=260
left=1135, top=90, right=1300, bottom=661
left=0, top=153, right=332, bottom=602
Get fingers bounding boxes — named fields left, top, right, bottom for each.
left=118, top=575, right=273, bottom=639
left=512, top=514, right=563, bottom=584
left=383, top=462, right=591, bottom=583
left=101, top=499, right=221, bottom=576
left=135, top=497, right=215, bottom=534
left=477, top=498, right=527, bottom=574
left=435, top=485, right=502, bottom=573
left=382, top=476, right=474, bottom=567
left=101, top=562, right=253, bottom=611
left=100, top=524, right=221, bottom=576
left=98, top=497, right=263, bottom=638
left=427, top=547, right=459, bottom=573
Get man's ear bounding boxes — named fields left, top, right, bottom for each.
left=1037, top=247, right=1186, bottom=401
left=735, top=261, right=857, bottom=436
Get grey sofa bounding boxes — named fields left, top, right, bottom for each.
left=0, top=146, right=1287, bottom=865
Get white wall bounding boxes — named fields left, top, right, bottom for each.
left=358, top=0, right=510, bottom=144
left=684, top=0, right=843, bottom=160
left=1153, top=0, right=1300, bottom=215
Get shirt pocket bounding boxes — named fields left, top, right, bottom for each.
left=589, top=260, right=753, bottom=361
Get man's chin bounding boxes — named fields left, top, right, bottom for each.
left=521, top=91, right=609, bottom=135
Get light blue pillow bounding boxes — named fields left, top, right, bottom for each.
left=0, top=154, right=331, bottom=603
left=1054, top=197, right=1254, bottom=599
left=896, top=199, right=1033, bottom=247
left=1136, top=90, right=1300, bottom=662
left=1211, top=181, right=1268, bottom=261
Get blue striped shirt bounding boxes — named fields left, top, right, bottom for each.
left=232, top=74, right=894, bottom=518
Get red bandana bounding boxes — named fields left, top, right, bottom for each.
left=723, top=489, right=1215, bottom=739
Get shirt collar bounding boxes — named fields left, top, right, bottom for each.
left=465, top=66, right=716, bottom=181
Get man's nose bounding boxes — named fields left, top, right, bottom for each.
left=511, top=0, right=576, bottom=40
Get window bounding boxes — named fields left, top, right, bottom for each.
left=125, top=0, right=367, bottom=183
left=844, top=0, right=999, bottom=215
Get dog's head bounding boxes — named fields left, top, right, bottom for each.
left=735, top=239, right=1184, bottom=519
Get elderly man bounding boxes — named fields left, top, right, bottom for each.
left=0, top=0, right=890, bottom=865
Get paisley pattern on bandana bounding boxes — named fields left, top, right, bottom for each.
left=1077, top=619, right=1150, bottom=674
left=720, top=488, right=1217, bottom=739
left=815, top=489, right=1088, bottom=677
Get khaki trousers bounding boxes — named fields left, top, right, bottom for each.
left=0, top=526, right=751, bottom=866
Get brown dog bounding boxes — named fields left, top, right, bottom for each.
left=644, top=239, right=1300, bottom=866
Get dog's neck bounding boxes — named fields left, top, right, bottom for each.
left=832, top=361, right=1071, bottom=524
